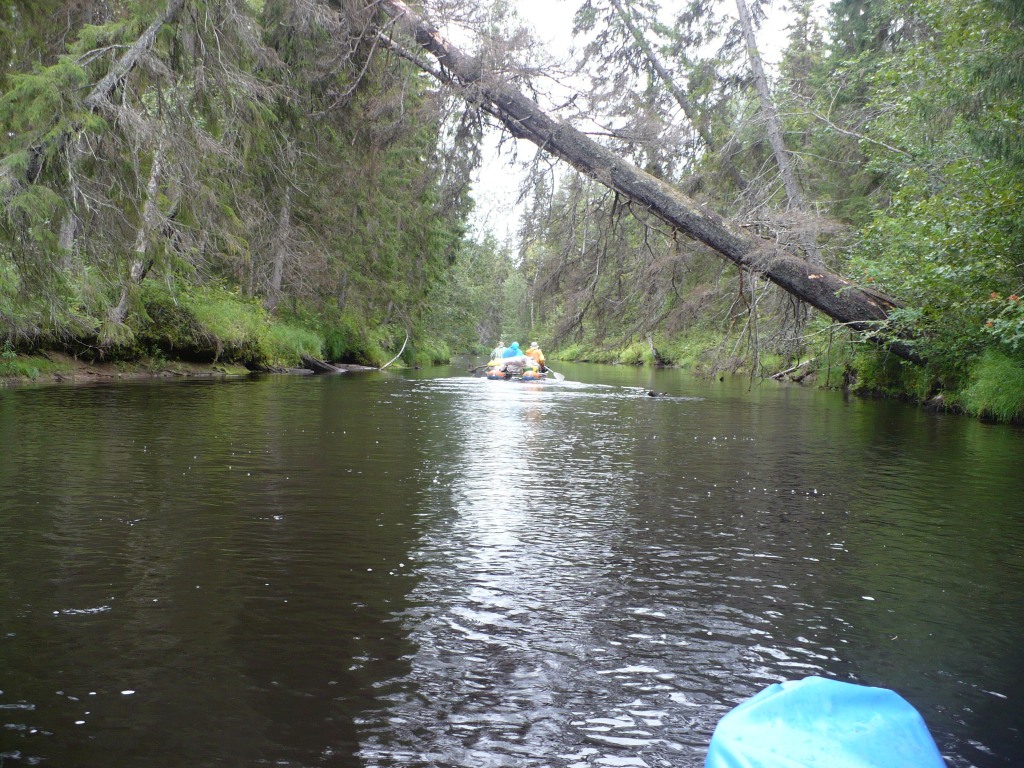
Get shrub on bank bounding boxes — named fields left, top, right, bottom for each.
left=553, top=331, right=724, bottom=370
left=956, top=349, right=1024, bottom=422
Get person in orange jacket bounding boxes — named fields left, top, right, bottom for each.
left=525, top=341, right=546, bottom=371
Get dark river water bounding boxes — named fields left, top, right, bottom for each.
left=1, top=364, right=1022, bottom=767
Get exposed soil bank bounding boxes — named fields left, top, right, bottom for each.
left=0, top=352, right=381, bottom=388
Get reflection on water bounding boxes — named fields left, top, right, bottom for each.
left=1, top=368, right=1022, bottom=767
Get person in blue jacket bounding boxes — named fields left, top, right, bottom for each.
left=503, top=342, right=522, bottom=358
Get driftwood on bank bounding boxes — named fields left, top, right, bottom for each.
left=379, top=331, right=410, bottom=370
left=771, top=358, right=816, bottom=380
left=301, top=355, right=344, bottom=374
left=300, top=355, right=378, bottom=374
left=373, top=0, right=921, bottom=364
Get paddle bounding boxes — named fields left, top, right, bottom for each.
left=545, top=367, right=565, bottom=382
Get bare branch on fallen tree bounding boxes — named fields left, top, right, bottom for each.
left=17, top=0, right=187, bottom=189
left=83, top=0, right=188, bottom=114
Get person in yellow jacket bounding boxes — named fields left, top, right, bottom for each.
left=525, top=341, right=546, bottom=371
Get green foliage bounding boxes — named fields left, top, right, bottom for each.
left=499, top=269, right=531, bottom=345
left=2, top=185, right=63, bottom=239
left=403, top=337, right=451, bottom=368
left=0, top=250, right=96, bottom=345
left=823, top=0, right=1024, bottom=390
left=186, top=289, right=270, bottom=355
left=654, top=330, right=725, bottom=370
left=322, top=311, right=383, bottom=366
left=617, top=341, right=653, bottom=366
left=850, top=160, right=1022, bottom=371
left=555, top=341, right=585, bottom=361
left=0, top=0, right=473, bottom=371
left=0, top=0, right=65, bottom=90
left=0, top=357, right=41, bottom=378
left=570, top=344, right=621, bottom=364
left=97, top=315, right=139, bottom=348
left=956, top=348, right=1024, bottom=421
left=0, top=345, right=66, bottom=379
left=0, top=252, right=19, bottom=300
left=137, top=286, right=212, bottom=356
left=553, top=332, right=722, bottom=370
left=848, top=349, right=937, bottom=401
left=984, top=294, right=1024, bottom=351
left=421, top=234, right=513, bottom=353
left=263, top=322, right=322, bottom=365
left=182, top=287, right=324, bottom=367
left=0, top=56, right=89, bottom=144
left=2, top=0, right=1018, bottom=426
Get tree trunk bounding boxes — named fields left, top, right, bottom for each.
left=90, top=0, right=186, bottom=328
left=109, top=147, right=164, bottom=326
left=301, top=355, right=346, bottom=374
left=58, top=210, right=79, bottom=266
left=267, top=185, right=292, bottom=313
left=90, top=0, right=186, bottom=331
left=607, top=0, right=747, bottom=190
left=734, top=0, right=822, bottom=265
left=374, top=0, right=919, bottom=363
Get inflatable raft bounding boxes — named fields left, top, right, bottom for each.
left=482, top=355, right=548, bottom=381
left=705, top=676, right=945, bottom=768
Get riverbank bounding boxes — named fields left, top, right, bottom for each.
left=0, top=351, right=255, bottom=388
left=0, top=350, right=391, bottom=388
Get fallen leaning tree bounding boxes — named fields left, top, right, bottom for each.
left=371, top=0, right=921, bottom=364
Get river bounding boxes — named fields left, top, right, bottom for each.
left=1, top=364, right=1022, bottom=767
